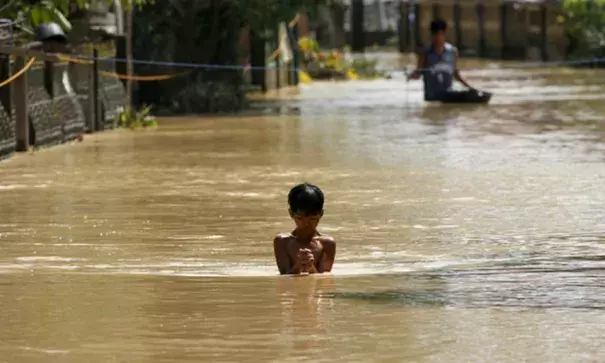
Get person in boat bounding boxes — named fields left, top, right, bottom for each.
left=407, top=18, right=476, bottom=102
left=273, top=183, right=336, bottom=275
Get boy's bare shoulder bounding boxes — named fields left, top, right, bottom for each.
left=273, top=233, right=295, bottom=243
left=317, top=234, right=335, bottom=246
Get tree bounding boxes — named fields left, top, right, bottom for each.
left=561, top=0, right=605, bottom=59
left=131, top=0, right=325, bottom=113
left=0, top=0, right=151, bottom=35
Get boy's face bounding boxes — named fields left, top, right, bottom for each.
left=432, top=30, right=446, bottom=44
left=289, top=209, right=323, bottom=232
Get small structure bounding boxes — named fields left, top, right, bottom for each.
left=0, top=0, right=129, bottom=156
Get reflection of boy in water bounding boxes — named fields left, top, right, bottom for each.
left=274, top=275, right=334, bottom=356
left=273, top=183, right=336, bottom=275
left=408, top=19, right=475, bottom=101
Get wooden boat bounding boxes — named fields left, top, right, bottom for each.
left=439, top=89, right=493, bottom=104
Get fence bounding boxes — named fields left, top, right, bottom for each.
left=244, top=18, right=301, bottom=93
left=0, top=44, right=127, bottom=160
left=317, top=0, right=565, bottom=61
left=397, top=0, right=565, bottom=61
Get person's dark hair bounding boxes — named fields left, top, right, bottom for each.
left=430, top=19, right=447, bottom=35
left=288, top=183, right=324, bottom=215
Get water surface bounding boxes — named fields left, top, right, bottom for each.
left=1, top=54, right=605, bottom=362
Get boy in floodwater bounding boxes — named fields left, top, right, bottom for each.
left=273, top=183, right=336, bottom=275
left=408, top=18, right=475, bottom=101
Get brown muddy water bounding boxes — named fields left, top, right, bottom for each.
left=1, top=54, right=605, bottom=362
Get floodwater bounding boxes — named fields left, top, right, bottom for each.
left=2, top=53, right=605, bottom=362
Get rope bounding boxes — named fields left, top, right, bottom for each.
left=56, top=53, right=605, bottom=73
left=6, top=50, right=605, bottom=74
left=58, top=55, right=188, bottom=81
left=98, top=70, right=188, bottom=81
left=57, top=55, right=93, bottom=65
left=0, top=56, right=35, bottom=88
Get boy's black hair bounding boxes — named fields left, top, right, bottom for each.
left=288, top=183, right=324, bottom=215
left=430, top=19, right=447, bottom=35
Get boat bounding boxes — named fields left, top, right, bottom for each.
left=438, top=89, right=493, bottom=104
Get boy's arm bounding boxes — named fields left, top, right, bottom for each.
left=273, top=236, right=301, bottom=275
left=408, top=51, right=424, bottom=80
left=453, top=48, right=474, bottom=89
left=318, top=238, right=336, bottom=273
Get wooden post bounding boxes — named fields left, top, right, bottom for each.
left=406, top=1, right=414, bottom=52
left=292, top=22, right=300, bottom=86
left=0, top=54, right=10, bottom=115
left=414, top=2, right=421, bottom=49
left=500, top=1, right=507, bottom=59
left=91, top=48, right=100, bottom=132
left=477, top=1, right=486, bottom=57
left=398, top=1, right=406, bottom=53
left=540, top=3, right=548, bottom=61
left=454, top=0, right=462, bottom=49
left=115, top=35, right=127, bottom=89
left=85, top=62, right=95, bottom=132
left=351, top=0, right=365, bottom=53
left=250, top=30, right=267, bottom=92
left=332, top=4, right=346, bottom=50
left=397, top=0, right=405, bottom=53
left=274, top=25, right=281, bottom=90
left=125, top=0, right=133, bottom=110
left=43, top=61, right=54, bottom=98
left=13, top=56, right=29, bottom=152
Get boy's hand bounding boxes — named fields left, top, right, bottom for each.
left=407, top=70, right=421, bottom=81
left=297, top=248, right=314, bottom=271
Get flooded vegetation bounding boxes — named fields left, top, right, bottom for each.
left=1, top=54, right=605, bottom=362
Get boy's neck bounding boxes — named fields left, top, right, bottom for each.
left=293, top=229, right=318, bottom=244
left=432, top=42, right=445, bottom=52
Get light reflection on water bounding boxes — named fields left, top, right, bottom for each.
left=1, top=54, right=605, bottom=362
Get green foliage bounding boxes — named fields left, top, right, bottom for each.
left=349, top=58, right=386, bottom=79
left=298, top=37, right=386, bottom=80
left=561, top=0, right=605, bottom=59
left=130, top=0, right=328, bottom=113
left=116, top=105, right=157, bottom=129
left=229, top=0, right=320, bottom=32
left=0, top=0, right=153, bottom=35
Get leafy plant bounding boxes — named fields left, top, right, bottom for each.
left=298, top=37, right=320, bottom=54
left=0, top=0, right=153, bottom=36
left=297, top=36, right=386, bottom=80
left=116, top=105, right=157, bottom=129
left=349, top=58, right=386, bottom=79
left=560, top=0, right=605, bottom=60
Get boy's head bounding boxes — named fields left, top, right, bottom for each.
left=430, top=19, right=447, bottom=45
left=288, top=183, right=324, bottom=231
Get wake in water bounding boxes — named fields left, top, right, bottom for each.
left=4, top=253, right=603, bottom=310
